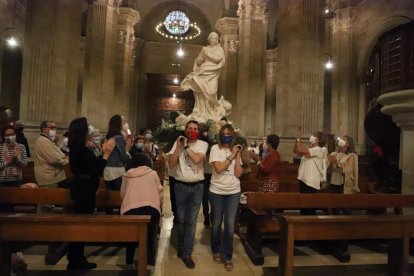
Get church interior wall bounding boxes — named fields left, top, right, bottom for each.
left=0, top=0, right=413, bottom=184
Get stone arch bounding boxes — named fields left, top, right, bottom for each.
left=357, top=13, right=414, bottom=79
left=354, top=13, right=414, bottom=151
left=0, top=43, right=23, bottom=121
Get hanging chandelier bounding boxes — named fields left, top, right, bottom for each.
left=155, top=10, right=201, bottom=41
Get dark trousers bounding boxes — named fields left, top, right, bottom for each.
left=202, top=174, right=212, bottom=221
left=169, top=176, right=176, bottom=219
left=0, top=180, right=21, bottom=212
left=67, top=177, right=97, bottom=265
left=105, top=177, right=122, bottom=214
left=299, top=180, right=317, bottom=215
left=124, top=206, right=160, bottom=265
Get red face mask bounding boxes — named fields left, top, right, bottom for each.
left=185, top=130, right=199, bottom=141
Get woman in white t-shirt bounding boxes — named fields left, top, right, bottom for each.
left=294, top=130, right=326, bottom=215
left=208, top=124, right=242, bottom=272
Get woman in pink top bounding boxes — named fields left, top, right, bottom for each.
left=121, top=153, right=163, bottom=267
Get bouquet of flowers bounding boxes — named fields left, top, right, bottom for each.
left=154, top=111, right=246, bottom=149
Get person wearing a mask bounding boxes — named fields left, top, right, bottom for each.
left=87, top=127, right=102, bottom=158
left=208, top=124, right=242, bottom=272
left=252, top=134, right=281, bottom=192
left=14, top=121, right=31, bottom=157
left=168, top=120, right=208, bottom=269
left=293, top=130, right=326, bottom=215
left=104, top=115, right=132, bottom=214
left=143, top=129, right=158, bottom=161
left=129, top=135, right=152, bottom=166
left=34, top=120, right=69, bottom=188
left=0, top=125, right=28, bottom=187
left=59, top=132, right=70, bottom=155
left=328, top=135, right=359, bottom=195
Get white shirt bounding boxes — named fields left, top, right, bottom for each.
left=298, top=146, right=325, bottom=190
left=168, top=140, right=208, bottom=182
left=209, top=144, right=241, bottom=195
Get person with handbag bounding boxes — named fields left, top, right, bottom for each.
left=294, top=130, right=326, bottom=215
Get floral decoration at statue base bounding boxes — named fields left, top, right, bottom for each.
left=154, top=111, right=246, bottom=148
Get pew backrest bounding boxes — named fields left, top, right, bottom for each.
left=0, top=187, right=122, bottom=208
left=246, top=192, right=414, bottom=213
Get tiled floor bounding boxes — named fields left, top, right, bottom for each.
left=18, top=182, right=414, bottom=275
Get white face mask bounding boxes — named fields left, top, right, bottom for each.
left=309, top=135, right=318, bottom=144
left=338, top=138, right=347, bottom=148
left=123, top=123, right=129, bottom=131
left=62, top=137, right=68, bottom=146
left=145, top=133, right=152, bottom=140
left=92, top=137, right=101, bottom=145
left=49, top=129, right=56, bottom=139
left=5, top=135, right=16, bottom=144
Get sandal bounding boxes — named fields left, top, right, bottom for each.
left=213, top=253, right=222, bottom=264
left=223, top=260, right=233, bottom=272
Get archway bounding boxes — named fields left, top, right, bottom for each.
left=0, top=44, right=22, bottom=121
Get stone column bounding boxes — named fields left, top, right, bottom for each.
left=265, top=49, right=277, bottom=134
left=82, top=0, right=119, bottom=130
left=133, top=37, right=147, bottom=130
left=378, top=89, right=414, bottom=195
left=235, top=0, right=268, bottom=136
left=215, top=17, right=239, bottom=107
left=275, top=0, right=325, bottom=137
left=19, top=0, right=83, bottom=126
left=115, top=7, right=140, bottom=123
left=331, top=7, right=358, bottom=139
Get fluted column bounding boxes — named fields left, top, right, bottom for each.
left=276, top=0, right=325, bottom=137
left=215, top=17, right=239, bottom=107
left=265, top=49, right=277, bottom=134
left=235, top=0, right=268, bottom=136
left=82, top=0, right=118, bottom=130
left=115, top=7, right=140, bottom=122
left=331, top=7, right=358, bottom=139
left=19, top=0, right=83, bottom=126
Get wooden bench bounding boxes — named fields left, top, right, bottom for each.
left=0, top=187, right=122, bottom=210
left=0, top=213, right=150, bottom=276
left=242, top=192, right=414, bottom=265
left=279, top=215, right=414, bottom=276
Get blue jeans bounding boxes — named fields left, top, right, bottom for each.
left=209, top=191, right=241, bottom=262
left=174, top=181, right=203, bottom=257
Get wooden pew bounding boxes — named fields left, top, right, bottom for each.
left=242, top=192, right=414, bottom=265
left=0, top=213, right=150, bottom=276
left=0, top=187, right=122, bottom=209
left=278, top=215, right=414, bottom=276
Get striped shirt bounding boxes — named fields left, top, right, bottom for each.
left=0, top=143, right=27, bottom=183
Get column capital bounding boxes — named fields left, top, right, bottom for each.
left=215, top=17, right=239, bottom=36
left=378, top=89, right=414, bottom=130
left=237, top=0, right=268, bottom=22
left=332, top=7, right=354, bottom=32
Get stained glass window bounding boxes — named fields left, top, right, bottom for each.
left=164, top=11, right=190, bottom=35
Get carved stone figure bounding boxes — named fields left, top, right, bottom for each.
left=180, top=32, right=232, bottom=122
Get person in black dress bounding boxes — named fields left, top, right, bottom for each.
left=66, top=117, right=115, bottom=271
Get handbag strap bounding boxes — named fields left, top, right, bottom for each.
left=312, top=158, right=325, bottom=180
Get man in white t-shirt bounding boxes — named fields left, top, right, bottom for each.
left=168, top=120, right=208, bottom=269
left=294, top=130, right=326, bottom=215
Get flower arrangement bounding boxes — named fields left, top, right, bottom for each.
left=154, top=111, right=246, bottom=148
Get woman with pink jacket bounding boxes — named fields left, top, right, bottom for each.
left=120, top=153, right=163, bottom=267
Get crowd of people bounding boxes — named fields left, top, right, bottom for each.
left=0, top=113, right=360, bottom=272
